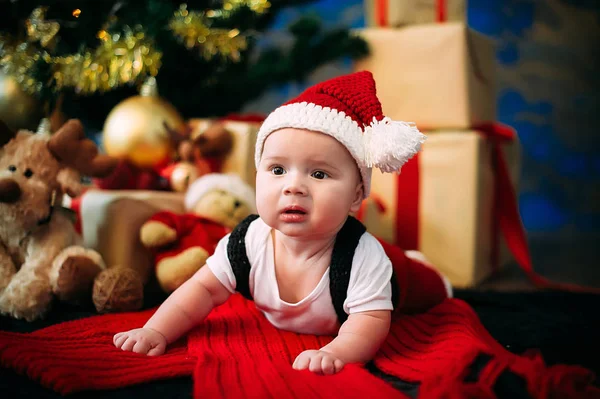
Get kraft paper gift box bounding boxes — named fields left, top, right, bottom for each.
left=353, top=23, right=496, bottom=130
left=77, top=190, right=186, bottom=283
left=359, top=128, right=521, bottom=288
left=365, top=0, right=465, bottom=27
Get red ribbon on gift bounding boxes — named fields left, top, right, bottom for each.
left=478, top=124, right=600, bottom=293
left=436, top=0, right=447, bottom=23
left=375, top=0, right=389, bottom=27
left=392, top=123, right=600, bottom=294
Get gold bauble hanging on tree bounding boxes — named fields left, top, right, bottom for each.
left=0, top=71, right=44, bottom=131
left=102, top=77, right=184, bottom=168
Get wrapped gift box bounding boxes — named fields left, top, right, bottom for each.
left=365, top=0, right=465, bottom=27
left=188, top=119, right=260, bottom=189
left=66, top=118, right=260, bottom=282
left=354, top=23, right=496, bottom=129
left=360, top=129, right=521, bottom=288
left=78, top=190, right=185, bottom=283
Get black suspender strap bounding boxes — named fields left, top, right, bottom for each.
left=329, top=216, right=366, bottom=324
left=329, top=216, right=399, bottom=324
left=227, top=214, right=259, bottom=300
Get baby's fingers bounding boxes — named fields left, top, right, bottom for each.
left=292, top=351, right=312, bottom=370
left=113, top=333, right=129, bottom=348
left=147, top=342, right=166, bottom=357
left=333, top=359, right=344, bottom=373
left=132, top=339, right=152, bottom=355
left=308, top=353, right=326, bottom=374
left=120, top=337, right=137, bottom=352
left=320, top=356, right=336, bottom=375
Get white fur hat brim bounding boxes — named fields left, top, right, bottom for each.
left=184, top=173, right=256, bottom=212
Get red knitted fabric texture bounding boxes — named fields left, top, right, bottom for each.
left=283, top=71, right=385, bottom=127
left=1, top=295, right=598, bottom=398
left=0, top=309, right=195, bottom=393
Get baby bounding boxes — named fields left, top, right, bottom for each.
left=114, top=71, right=445, bottom=375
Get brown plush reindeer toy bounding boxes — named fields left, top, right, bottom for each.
left=0, top=119, right=121, bottom=321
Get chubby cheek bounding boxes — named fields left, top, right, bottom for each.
left=255, top=188, right=278, bottom=221
left=255, top=174, right=278, bottom=207
left=313, top=187, right=355, bottom=219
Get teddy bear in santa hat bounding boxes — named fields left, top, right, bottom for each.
left=139, top=173, right=256, bottom=293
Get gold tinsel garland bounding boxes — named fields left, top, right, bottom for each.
left=0, top=7, right=58, bottom=95
left=25, top=7, right=60, bottom=49
left=52, top=27, right=162, bottom=94
left=213, top=0, right=271, bottom=17
left=168, top=4, right=248, bottom=62
left=0, top=1, right=271, bottom=95
left=167, top=1, right=271, bottom=61
left=0, top=37, right=51, bottom=95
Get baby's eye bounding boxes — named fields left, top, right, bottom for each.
left=311, top=170, right=329, bottom=180
left=271, top=166, right=286, bottom=175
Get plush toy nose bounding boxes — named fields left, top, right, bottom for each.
left=0, top=178, right=21, bottom=203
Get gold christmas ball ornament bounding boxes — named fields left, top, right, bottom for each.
left=0, top=71, right=44, bottom=132
left=102, top=78, right=184, bottom=169
left=170, top=162, right=200, bottom=192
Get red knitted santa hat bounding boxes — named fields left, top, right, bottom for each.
left=254, top=71, right=425, bottom=197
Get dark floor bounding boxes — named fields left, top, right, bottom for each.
left=479, top=233, right=600, bottom=291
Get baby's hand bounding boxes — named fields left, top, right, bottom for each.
left=292, top=349, right=345, bottom=375
left=113, top=328, right=167, bottom=356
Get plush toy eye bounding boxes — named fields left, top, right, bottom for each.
left=23, top=168, right=33, bottom=178
left=8, top=165, right=16, bottom=172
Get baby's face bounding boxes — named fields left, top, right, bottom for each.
left=256, top=128, right=363, bottom=239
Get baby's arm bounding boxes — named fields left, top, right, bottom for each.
left=293, top=310, right=391, bottom=374
left=113, top=265, right=231, bottom=355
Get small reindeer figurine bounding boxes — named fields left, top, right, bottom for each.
left=160, top=120, right=234, bottom=192
left=0, top=119, right=118, bottom=320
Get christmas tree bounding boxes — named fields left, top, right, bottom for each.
left=0, top=0, right=368, bottom=130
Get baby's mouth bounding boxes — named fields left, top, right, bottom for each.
left=282, top=206, right=307, bottom=215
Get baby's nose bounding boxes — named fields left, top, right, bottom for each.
left=283, top=180, right=307, bottom=196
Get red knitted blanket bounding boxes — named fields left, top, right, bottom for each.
left=0, top=294, right=597, bottom=398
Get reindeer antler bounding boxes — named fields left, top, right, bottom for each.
left=48, top=119, right=118, bottom=177
left=0, top=119, right=16, bottom=147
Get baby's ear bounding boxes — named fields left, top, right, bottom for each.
left=349, top=183, right=364, bottom=213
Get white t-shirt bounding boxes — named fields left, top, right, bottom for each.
left=207, top=217, right=393, bottom=336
